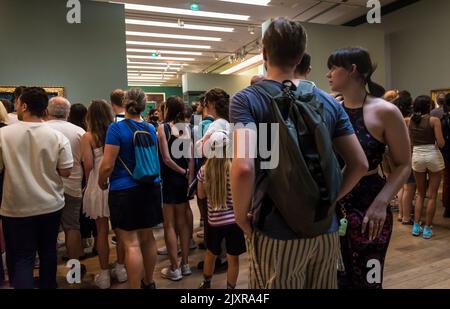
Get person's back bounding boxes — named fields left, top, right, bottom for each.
left=0, top=121, right=72, bottom=216
left=0, top=87, right=73, bottom=289
left=229, top=17, right=368, bottom=290
left=47, top=119, right=85, bottom=197
left=409, top=114, right=436, bottom=146
left=232, top=80, right=353, bottom=239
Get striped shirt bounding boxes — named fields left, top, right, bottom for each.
left=197, top=166, right=235, bottom=227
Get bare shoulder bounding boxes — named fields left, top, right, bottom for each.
left=369, top=97, right=403, bottom=119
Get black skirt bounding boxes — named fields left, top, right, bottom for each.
left=109, top=184, right=163, bottom=231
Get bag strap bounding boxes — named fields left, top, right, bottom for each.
left=164, top=122, right=171, bottom=142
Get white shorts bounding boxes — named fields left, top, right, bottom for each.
left=412, top=144, right=445, bottom=173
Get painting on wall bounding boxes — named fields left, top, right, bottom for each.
left=0, top=86, right=65, bottom=102
left=431, top=88, right=450, bottom=105
left=146, top=92, right=166, bottom=107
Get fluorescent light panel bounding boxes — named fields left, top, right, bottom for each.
left=129, top=77, right=173, bottom=80
left=126, top=31, right=221, bottom=42
left=128, top=84, right=162, bottom=87
left=121, top=3, right=249, bottom=21
left=127, top=41, right=210, bottom=49
left=127, top=61, right=185, bottom=66
left=125, top=19, right=234, bottom=32
left=127, top=66, right=179, bottom=70
left=221, top=54, right=263, bottom=75
left=127, top=55, right=196, bottom=61
left=218, top=0, right=271, bottom=6
left=126, top=48, right=202, bottom=56
left=128, top=73, right=176, bottom=77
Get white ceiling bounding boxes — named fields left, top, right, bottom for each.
left=96, top=0, right=398, bottom=86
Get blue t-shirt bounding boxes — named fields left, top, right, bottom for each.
left=230, top=80, right=355, bottom=240
left=105, top=119, right=158, bottom=191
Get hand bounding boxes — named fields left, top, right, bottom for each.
left=98, top=180, right=108, bottom=190
left=238, top=213, right=254, bottom=239
left=361, top=200, right=387, bottom=241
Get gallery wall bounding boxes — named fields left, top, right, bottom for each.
left=362, top=0, right=450, bottom=97
left=0, top=0, right=127, bottom=104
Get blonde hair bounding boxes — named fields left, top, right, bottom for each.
left=204, top=157, right=231, bottom=211
left=0, top=103, right=8, bottom=124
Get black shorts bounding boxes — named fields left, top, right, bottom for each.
left=161, top=175, right=189, bottom=204
left=109, top=183, right=163, bottom=231
left=205, top=223, right=246, bottom=256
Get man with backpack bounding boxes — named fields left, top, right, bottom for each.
left=230, top=18, right=369, bottom=289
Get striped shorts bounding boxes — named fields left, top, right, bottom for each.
left=247, top=230, right=340, bottom=289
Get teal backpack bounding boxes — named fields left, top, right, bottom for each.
left=118, top=120, right=161, bottom=185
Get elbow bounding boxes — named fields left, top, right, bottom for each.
left=234, top=162, right=254, bottom=179
left=439, top=141, right=445, bottom=149
left=358, top=157, right=369, bottom=176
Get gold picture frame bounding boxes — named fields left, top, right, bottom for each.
left=431, top=88, right=450, bottom=105
left=0, top=86, right=65, bottom=101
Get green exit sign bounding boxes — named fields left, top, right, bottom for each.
left=190, top=3, right=200, bottom=11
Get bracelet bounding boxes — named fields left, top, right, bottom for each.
left=185, top=169, right=189, bottom=177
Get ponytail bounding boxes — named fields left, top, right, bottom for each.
left=367, top=76, right=385, bottom=98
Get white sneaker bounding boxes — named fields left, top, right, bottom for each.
left=94, top=270, right=111, bottom=289
left=180, top=263, right=192, bottom=276
left=161, top=267, right=182, bottom=281
left=111, top=264, right=128, bottom=283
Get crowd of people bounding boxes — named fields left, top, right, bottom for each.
left=0, top=17, right=449, bottom=290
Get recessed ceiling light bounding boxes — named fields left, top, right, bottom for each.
left=221, top=54, right=263, bottom=75
left=118, top=3, right=250, bottom=21
left=126, top=48, right=202, bottom=56
left=125, top=19, right=234, bottom=33
left=126, top=31, right=221, bottom=42
left=126, top=40, right=211, bottom=49
left=218, top=0, right=271, bottom=6
left=127, top=55, right=196, bottom=61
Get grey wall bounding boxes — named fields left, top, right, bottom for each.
left=361, top=0, right=450, bottom=97
left=183, top=73, right=252, bottom=96
left=302, top=22, right=386, bottom=92
left=0, top=0, right=127, bottom=104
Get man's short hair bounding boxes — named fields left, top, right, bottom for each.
left=110, top=89, right=125, bottom=107
left=48, top=97, right=71, bottom=119
left=19, top=87, right=49, bottom=118
left=295, top=53, right=311, bottom=76
left=263, top=18, right=307, bottom=69
left=13, top=86, right=27, bottom=104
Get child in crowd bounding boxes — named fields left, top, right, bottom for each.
left=197, top=130, right=246, bottom=289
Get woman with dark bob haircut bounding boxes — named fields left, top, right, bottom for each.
left=327, top=47, right=411, bottom=289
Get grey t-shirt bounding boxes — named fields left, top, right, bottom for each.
left=230, top=80, right=355, bottom=240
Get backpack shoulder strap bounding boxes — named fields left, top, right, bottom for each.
left=123, top=118, right=138, bottom=133
left=295, top=80, right=315, bottom=101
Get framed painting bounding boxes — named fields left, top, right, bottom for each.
left=145, top=93, right=166, bottom=106
left=0, top=86, right=65, bottom=101
left=431, top=88, right=450, bottom=105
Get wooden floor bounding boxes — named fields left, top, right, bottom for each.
left=4, top=194, right=450, bottom=289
